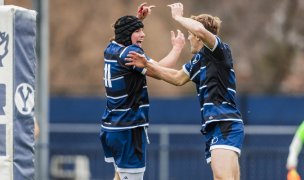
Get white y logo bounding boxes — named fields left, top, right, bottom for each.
left=14, top=83, right=35, bottom=115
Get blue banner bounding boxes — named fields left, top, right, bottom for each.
left=13, top=8, right=36, bottom=180
left=0, top=6, right=37, bottom=180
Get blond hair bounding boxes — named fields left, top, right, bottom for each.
left=190, top=14, right=222, bottom=36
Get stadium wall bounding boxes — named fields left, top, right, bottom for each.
left=48, top=96, right=304, bottom=179
left=50, top=95, right=304, bottom=125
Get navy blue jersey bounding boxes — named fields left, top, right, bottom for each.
left=102, top=41, right=153, bottom=132
left=183, top=36, right=243, bottom=132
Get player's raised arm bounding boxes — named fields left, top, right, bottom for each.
left=142, top=30, right=185, bottom=79
left=167, top=3, right=216, bottom=50
left=125, top=52, right=190, bottom=86
left=154, top=30, right=185, bottom=67
left=136, top=2, right=155, bottom=21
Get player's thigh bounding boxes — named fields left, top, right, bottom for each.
left=211, top=149, right=239, bottom=178
left=100, top=130, right=115, bottom=162
left=105, top=128, right=146, bottom=171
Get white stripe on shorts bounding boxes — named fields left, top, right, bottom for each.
left=206, top=157, right=211, bottom=164
left=210, top=145, right=241, bottom=156
left=105, top=157, right=114, bottom=163
left=117, top=167, right=146, bottom=173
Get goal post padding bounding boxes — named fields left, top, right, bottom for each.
left=0, top=6, right=36, bottom=180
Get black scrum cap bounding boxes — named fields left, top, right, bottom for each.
left=114, top=15, right=144, bottom=46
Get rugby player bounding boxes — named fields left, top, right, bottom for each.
left=100, top=3, right=185, bottom=180
left=125, top=3, right=244, bottom=180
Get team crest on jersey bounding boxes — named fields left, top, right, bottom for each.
left=14, top=83, right=35, bottom=115
left=0, top=32, right=9, bottom=67
left=192, top=54, right=201, bottom=65
left=211, top=136, right=218, bottom=145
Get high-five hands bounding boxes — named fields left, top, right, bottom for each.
left=167, top=3, right=184, bottom=20
left=171, top=29, right=185, bottom=51
left=125, top=30, right=185, bottom=68
left=125, top=51, right=148, bottom=69
left=137, top=2, right=156, bottom=21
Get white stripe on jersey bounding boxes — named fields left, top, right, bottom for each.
left=228, top=88, right=236, bottom=93
left=111, top=76, right=124, bottom=81
left=191, top=66, right=206, bottom=81
left=103, top=76, right=124, bottom=81
left=203, top=102, right=214, bottom=106
left=104, top=59, right=117, bottom=62
left=112, top=41, right=124, bottom=47
left=199, top=85, right=207, bottom=89
left=106, top=94, right=128, bottom=99
left=203, top=101, right=229, bottom=106
left=119, top=46, right=129, bottom=58
left=101, top=123, right=149, bottom=130
left=202, top=118, right=243, bottom=127
left=112, top=108, right=131, bottom=112
left=143, top=86, right=147, bottom=88
left=190, top=70, right=200, bottom=81
left=231, top=69, right=234, bottom=72
left=108, top=104, right=149, bottom=112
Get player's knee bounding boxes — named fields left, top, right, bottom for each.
left=212, top=168, right=237, bottom=180
left=213, top=173, right=235, bottom=180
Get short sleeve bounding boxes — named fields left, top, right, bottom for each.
left=203, top=35, right=228, bottom=62
left=183, top=62, right=191, bottom=76
left=119, top=45, right=151, bottom=75
left=203, top=35, right=219, bottom=52
left=182, top=54, right=201, bottom=84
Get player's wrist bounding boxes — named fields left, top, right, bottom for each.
left=146, top=61, right=154, bottom=69
left=173, top=15, right=183, bottom=21
left=137, top=15, right=145, bottom=21
left=172, top=45, right=183, bottom=52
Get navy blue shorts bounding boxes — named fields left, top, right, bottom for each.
left=204, top=121, right=244, bottom=164
left=100, top=127, right=146, bottom=173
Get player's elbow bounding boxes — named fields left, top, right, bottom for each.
left=171, top=71, right=188, bottom=86
left=173, top=79, right=186, bottom=86
left=154, top=77, right=161, bottom=80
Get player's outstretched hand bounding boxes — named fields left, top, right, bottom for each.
left=125, top=51, right=148, bottom=68
left=167, top=3, right=183, bottom=20
left=137, top=2, right=156, bottom=21
left=171, top=29, right=185, bottom=51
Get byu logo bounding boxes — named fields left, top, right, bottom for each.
left=0, top=84, right=6, bottom=115
left=14, top=83, right=34, bottom=115
left=0, top=32, right=9, bottom=67
left=211, top=136, right=218, bottom=145
left=192, top=54, right=200, bottom=65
